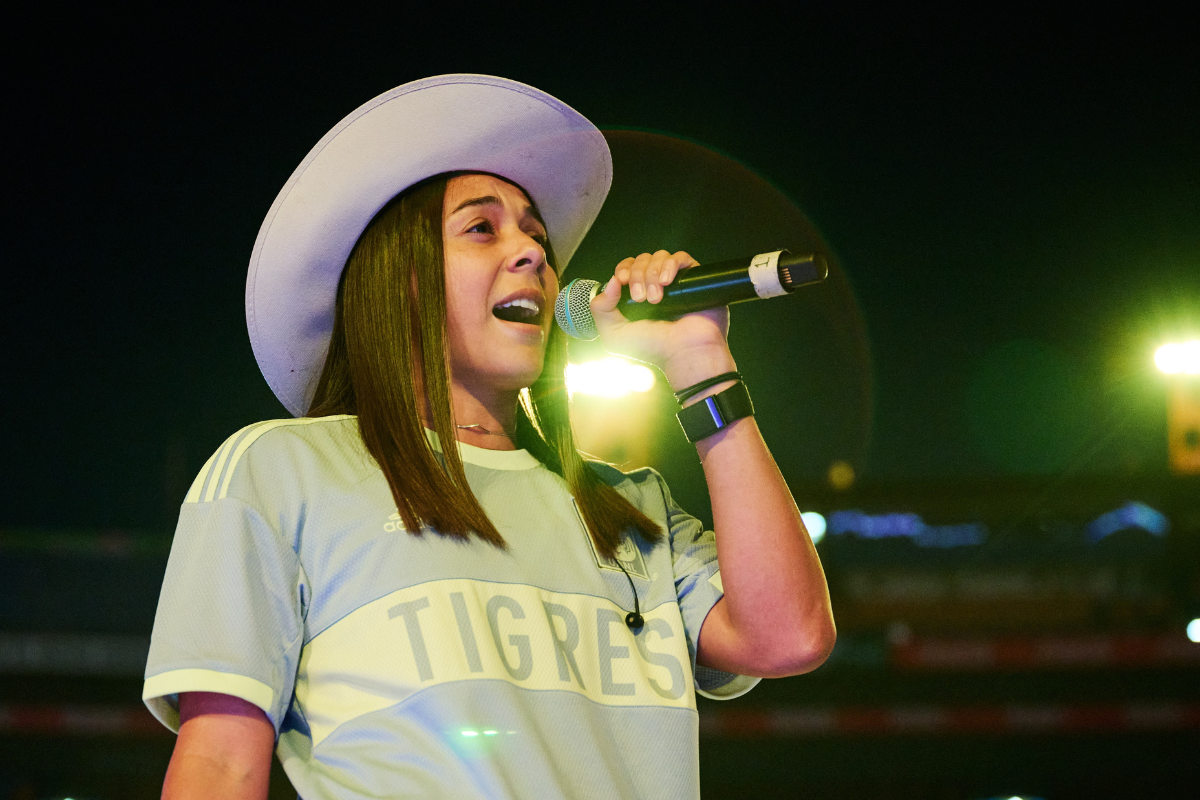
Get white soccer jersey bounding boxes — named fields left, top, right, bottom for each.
left=144, top=415, right=757, bottom=799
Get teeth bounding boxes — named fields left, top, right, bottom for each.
left=495, top=298, right=540, bottom=315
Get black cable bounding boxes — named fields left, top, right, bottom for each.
left=614, top=558, right=644, bottom=630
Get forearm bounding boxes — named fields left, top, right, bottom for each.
left=666, top=348, right=836, bottom=677
left=163, top=749, right=270, bottom=800
left=590, top=252, right=835, bottom=675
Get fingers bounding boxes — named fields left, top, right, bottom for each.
left=616, top=250, right=697, bottom=304
left=592, top=250, right=727, bottom=366
left=655, top=250, right=694, bottom=299
left=616, top=253, right=653, bottom=302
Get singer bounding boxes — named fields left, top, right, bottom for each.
left=144, top=75, right=835, bottom=799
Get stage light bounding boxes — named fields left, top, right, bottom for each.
left=1155, top=340, right=1200, bottom=374
left=461, top=730, right=479, bottom=737
left=1085, top=501, right=1169, bottom=542
left=1188, top=618, right=1200, bottom=643
left=565, top=357, right=657, bottom=398
left=828, top=460, right=855, bottom=490
left=828, top=510, right=987, bottom=547
left=801, top=512, right=827, bottom=544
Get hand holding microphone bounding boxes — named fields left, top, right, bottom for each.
left=555, top=248, right=828, bottom=341
left=559, top=249, right=826, bottom=392
left=574, top=251, right=733, bottom=381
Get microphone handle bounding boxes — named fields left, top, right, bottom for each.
left=615, top=250, right=826, bottom=321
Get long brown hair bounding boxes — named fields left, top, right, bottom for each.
left=308, top=174, right=661, bottom=558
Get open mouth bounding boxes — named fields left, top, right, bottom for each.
left=492, top=297, right=542, bottom=326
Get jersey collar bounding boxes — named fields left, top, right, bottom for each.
left=424, top=429, right=541, bottom=471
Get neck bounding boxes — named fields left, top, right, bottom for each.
left=420, top=379, right=520, bottom=451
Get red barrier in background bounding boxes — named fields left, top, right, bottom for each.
left=892, top=633, right=1200, bottom=670
left=701, top=703, right=1200, bottom=738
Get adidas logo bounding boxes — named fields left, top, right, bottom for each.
left=383, top=512, right=404, bottom=533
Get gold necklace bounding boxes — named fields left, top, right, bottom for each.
left=455, top=423, right=512, bottom=438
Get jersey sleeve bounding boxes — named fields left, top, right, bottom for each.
left=656, top=473, right=760, bottom=701
left=143, top=426, right=307, bottom=734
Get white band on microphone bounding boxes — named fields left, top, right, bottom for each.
left=747, top=250, right=787, bottom=299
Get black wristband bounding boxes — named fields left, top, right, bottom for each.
left=676, top=381, right=754, bottom=442
left=672, top=371, right=742, bottom=404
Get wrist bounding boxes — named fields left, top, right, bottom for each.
left=676, top=380, right=755, bottom=442
left=681, top=382, right=738, bottom=408
left=662, top=345, right=737, bottom=397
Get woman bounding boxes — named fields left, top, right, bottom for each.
left=145, top=75, right=835, bottom=799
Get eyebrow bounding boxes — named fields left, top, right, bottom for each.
left=450, top=195, right=547, bottom=228
left=451, top=195, right=502, bottom=214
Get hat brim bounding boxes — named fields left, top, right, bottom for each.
left=246, top=74, right=611, bottom=416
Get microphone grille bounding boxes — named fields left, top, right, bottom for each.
left=554, top=279, right=602, bottom=340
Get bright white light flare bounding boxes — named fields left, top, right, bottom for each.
left=1188, top=618, right=1200, bottom=643
left=1155, top=341, right=1200, bottom=374
left=565, top=357, right=657, bottom=398
left=801, top=512, right=827, bottom=544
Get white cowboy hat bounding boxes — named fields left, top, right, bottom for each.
left=246, top=74, right=612, bottom=416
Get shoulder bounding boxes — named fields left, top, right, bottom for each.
left=183, top=415, right=361, bottom=505
left=585, top=460, right=669, bottom=504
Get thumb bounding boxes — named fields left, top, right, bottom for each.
left=590, top=275, right=622, bottom=315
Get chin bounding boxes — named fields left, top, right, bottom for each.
left=509, top=363, right=548, bottom=390
left=483, top=353, right=547, bottom=391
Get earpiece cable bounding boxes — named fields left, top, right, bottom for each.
left=614, top=557, right=644, bottom=630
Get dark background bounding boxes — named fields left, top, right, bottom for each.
left=4, top=7, right=1198, bottom=530
left=2, top=5, right=1198, bottom=800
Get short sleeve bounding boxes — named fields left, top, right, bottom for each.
left=659, top=474, right=760, bottom=701
left=143, top=494, right=306, bottom=734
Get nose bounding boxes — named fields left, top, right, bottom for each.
left=507, top=234, right=546, bottom=273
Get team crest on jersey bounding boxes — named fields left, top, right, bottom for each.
left=572, top=500, right=650, bottom=580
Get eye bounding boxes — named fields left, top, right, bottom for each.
left=466, top=220, right=495, bottom=235
left=525, top=227, right=548, bottom=247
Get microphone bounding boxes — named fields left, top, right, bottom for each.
left=554, top=249, right=827, bottom=340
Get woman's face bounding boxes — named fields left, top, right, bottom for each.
left=442, top=174, right=558, bottom=394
